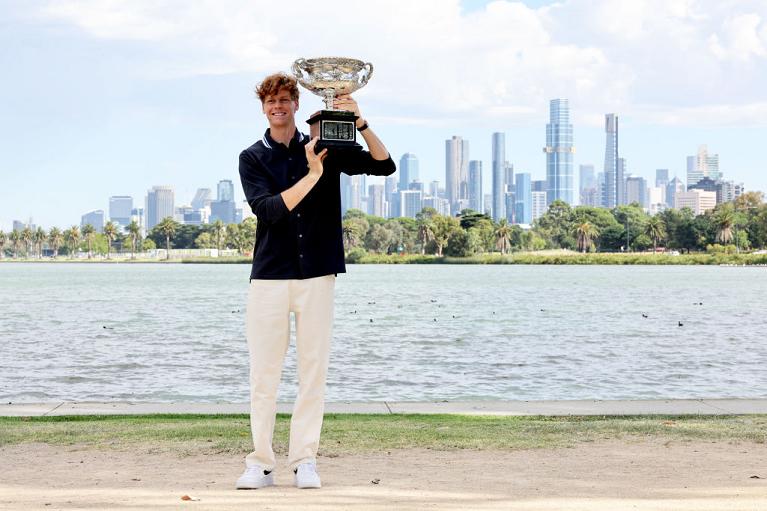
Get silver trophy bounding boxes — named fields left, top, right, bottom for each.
left=292, top=57, right=374, bottom=110
left=291, top=57, right=374, bottom=150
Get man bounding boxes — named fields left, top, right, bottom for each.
left=236, top=72, right=395, bottom=490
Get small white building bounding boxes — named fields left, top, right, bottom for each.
left=675, top=189, right=717, bottom=215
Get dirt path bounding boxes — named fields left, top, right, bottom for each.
left=1, top=439, right=766, bottom=510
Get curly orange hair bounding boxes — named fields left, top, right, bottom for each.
left=255, top=73, right=299, bottom=103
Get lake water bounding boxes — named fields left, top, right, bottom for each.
left=1, top=263, right=765, bottom=403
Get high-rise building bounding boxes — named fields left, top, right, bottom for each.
left=483, top=193, right=493, bottom=217
left=666, top=177, right=685, bottom=209
left=468, top=160, right=483, bottom=214
left=191, top=188, right=212, bottom=210
left=429, top=181, right=441, bottom=199
left=720, top=180, right=744, bottom=203
left=675, top=189, right=716, bottom=215
left=515, top=173, right=532, bottom=225
left=491, top=132, right=506, bottom=222
left=617, top=157, right=627, bottom=205
left=109, top=196, right=133, bottom=228
left=145, top=186, right=174, bottom=230
left=81, top=210, right=105, bottom=232
left=579, top=164, right=597, bottom=207
left=504, top=162, right=514, bottom=194
left=368, top=184, right=385, bottom=217
left=543, top=99, right=574, bottom=205
left=445, top=136, right=469, bottom=215
left=340, top=174, right=363, bottom=215
left=399, top=153, right=418, bottom=191
left=602, top=113, right=619, bottom=208
left=625, top=175, right=647, bottom=208
left=532, top=180, right=547, bottom=192
left=504, top=192, right=515, bottom=223
left=217, top=180, right=234, bottom=202
left=647, top=187, right=665, bottom=215
left=687, top=145, right=721, bottom=187
left=423, top=196, right=451, bottom=216
left=396, top=190, right=423, bottom=218
left=531, top=191, right=547, bottom=222
left=655, top=169, right=669, bottom=188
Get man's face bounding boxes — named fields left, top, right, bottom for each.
left=262, top=89, right=298, bottom=128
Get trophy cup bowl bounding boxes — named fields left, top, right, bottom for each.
left=291, top=57, right=374, bottom=110
left=291, top=57, right=374, bottom=152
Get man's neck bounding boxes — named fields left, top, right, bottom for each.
left=269, top=124, right=296, bottom=147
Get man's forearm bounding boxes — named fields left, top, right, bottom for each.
left=358, top=125, right=390, bottom=161
left=281, top=173, right=321, bottom=211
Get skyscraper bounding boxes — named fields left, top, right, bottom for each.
left=491, top=132, right=505, bottom=221
left=602, top=113, right=619, bottom=208
left=109, top=196, right=133, bottom=227
left=445, top=136, right=469, bottom=215
left=81, top=210, right=104, bottom=232
left=145, top=186, right=174, bottom=230
left=468, top=160, right=483, bottom=214
left=191, top=188, right=212, bottom=210
left=687, top=145, right=721, bottom=186
left=625, top=175, right=647, bottom=208
left=579, top=164, right=597, bottom=207
left=367, top=184, right=385, bottom=217
left=399, top=153, right=418, bottom=191
left=217, top=180, right=234, bottom=202
left=666, top=177, right=685, bottom=208
left=514, top=173, right=532, bottom=224
left=617, top=157, right=626, bottom=205
left=655, top=169, right=669, bottom=188
left=543, top=99, right=574, bottom=205
left=531, top=191, right=547, bottom=221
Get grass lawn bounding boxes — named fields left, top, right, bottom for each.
left=1, top=414, right=765, bottom=456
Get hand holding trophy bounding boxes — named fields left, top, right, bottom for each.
left=291, top=57, right=374, bottom=152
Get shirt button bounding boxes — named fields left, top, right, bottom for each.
left=291, top=175, right=296, bottom=179
left=297, top=213, right=301, bottom=218
left=299, top=234, right=303, bottom=238
left=299, top=254, right=304, bottom=258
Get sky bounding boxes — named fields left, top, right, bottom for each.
left=2, top=0, right=767, bottom=230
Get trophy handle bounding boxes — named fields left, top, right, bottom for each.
left=291, top=58, right=309, bottom=85
left=359, top=62, right=374, bottom=87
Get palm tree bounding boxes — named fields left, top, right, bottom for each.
left=643, top=216, right=666, bottom=253
left=495, top=219, right=513, bottom=255
left=714, top=204, right=736, bottom=245
left=127, top=220, right=141, bottom=259
left=103, top=221, right=118, bottom=259
left=9, top=230, right=21, bottom=258
left=212, top=220, right=226, bottom=251
left=0, top=230, right=7, bottom=259
left=574, top=221, right=600, bottom=253
left=64, top=225, right=81, bottom=258
left=157, top=217, right=179, bottom=259
left=21, top=226, right=33, bottom=258
left=33, top=227, right=47, bottom=258
left=48, top=227, right=63, bottom=258
left=81, top=224, right=96, bottom=259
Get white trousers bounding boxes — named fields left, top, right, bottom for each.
left=244, top=274, right=335, bottom=471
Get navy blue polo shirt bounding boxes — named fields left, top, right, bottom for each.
left=239, top=128, right=396, bottom=280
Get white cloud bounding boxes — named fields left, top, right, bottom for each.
left=35, top=0, right=767, bottom=127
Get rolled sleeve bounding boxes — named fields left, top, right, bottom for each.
left=239, top=151, right=289, bottom=224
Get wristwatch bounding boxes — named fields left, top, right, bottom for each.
left=357, top=121, right=369, bottom=132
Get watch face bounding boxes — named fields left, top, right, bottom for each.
left=322, top=120, right=355, bottom=141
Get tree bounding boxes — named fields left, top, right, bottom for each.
left=81, top=224, right=96, bottom=259
left=713, top=203, right=736, bottom=245
left=48, top=227, right=63, bottom=258
left=238, top=217, right=257, bottom=254
left=21, top=226, right=33, bottom=258
left=33, top=227, right=47, bottom=258
left=495, top=219, right=513, bottom=254
left=430, top=215, right=459, bottom=257
left=127, top=220, right=141, bottom=259
left=364, top=223, right=394, bottom=254
left=194, top=232, right=215, bottom=249
left=212, top=220, right=226, bottom=251
left=103, top=221, right=118, bottom=259
left=9, top=230, right=22, bottom=258
left=0, top=230, right=6, bottom=258
left=416, top=219, right=434, bottom=255
left=643, top=215, right=667, bottom=252
left=574, top=221, right=600, bottom=253
left=64, top=226, right=81, bottom=258
left=534, top=200, right=576, bottom=249
left=157, top=217, right=179, bottom=259
left=342, top=218, right=367, bottom=254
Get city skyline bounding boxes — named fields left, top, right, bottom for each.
left=3, top=0, right=767, bottom=229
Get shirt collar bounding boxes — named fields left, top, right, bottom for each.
left=263, top=128, right=307, bottom=151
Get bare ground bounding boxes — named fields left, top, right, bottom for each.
left=1, top=439, right=766, bottom=510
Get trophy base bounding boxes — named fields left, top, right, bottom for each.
left=307, top=110, right=362, bottom=153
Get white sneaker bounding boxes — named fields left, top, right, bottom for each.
left=294, top=462, right=322, bottom=489
left=235, top=465, right=274, bottom=489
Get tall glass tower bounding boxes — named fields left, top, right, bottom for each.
left=468, top=160, right=483, bottom=214
left=543, top=99, right=574, bottom=205
left=492, top=132, right=506, bottom=221
left=399, top=153, right=419, bottom=191
left=602, top=113, right=619, bottom=208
